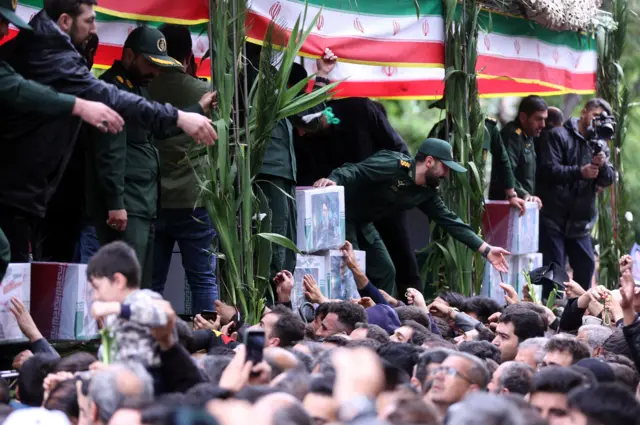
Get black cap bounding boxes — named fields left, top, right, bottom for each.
left=124, top=26, right=182, bottom=68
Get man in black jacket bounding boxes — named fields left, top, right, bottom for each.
left=0, top=0, right=216, bottom=262
left=537, top=98, right=615, bottom=296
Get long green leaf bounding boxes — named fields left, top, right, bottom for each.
left=255, top=233, right=302, bottom=254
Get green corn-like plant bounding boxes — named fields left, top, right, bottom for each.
left=99, top=328, right=115, bottom=365
left=595, top=0, right=632, bottom=290
left=421, top=0, right=486, bottom=297
left=201, top=0, right=338, bottom=325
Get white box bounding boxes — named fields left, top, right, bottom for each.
left=320, top=250, right=366, bottom=300
left=0, top=264, right=31, bottom=343
left=31, top=263, right=98, bottom=340
left=296, top=186, right=346, bottom=253
left=482, top=201, right=539, bottom=254
left=292, top=254, right=328, bottom=312
left=482, top=254, right=543, bottom=303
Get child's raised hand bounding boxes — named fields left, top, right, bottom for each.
left=91, top=301, right=121, bottom=319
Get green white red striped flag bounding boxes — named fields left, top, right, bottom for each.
left=4, top=0, right=595, bottom=98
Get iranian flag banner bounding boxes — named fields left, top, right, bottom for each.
left=4, top=0, right=595, bottom=98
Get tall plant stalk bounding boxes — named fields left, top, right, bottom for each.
left=595, top=0, right=632, bottom=289
left=421, top=0, right=485, bottom=297
left=201, top=1, right=338, bottom=324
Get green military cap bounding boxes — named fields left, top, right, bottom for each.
left=418, top=138, right=467, bottom=173
left=124, top=26, right=182, bottom=68
left=0, top=0, right=31, bottom=30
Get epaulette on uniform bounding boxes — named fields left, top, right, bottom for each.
left=399, top=159, right=411, bottom=169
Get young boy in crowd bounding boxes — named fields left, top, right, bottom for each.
left=88, top=241, right=170, bottom=369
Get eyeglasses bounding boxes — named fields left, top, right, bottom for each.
left=429, top=366, right=473, bottom=383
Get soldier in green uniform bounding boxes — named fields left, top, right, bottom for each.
left=489, top=95, right=548, bottom=207
left=428, top=99, right=527, bottom=214
left=0, top=228, right=8, bottom=280
left=86, top=27, right=215, bottom=288
left=314, top=138, right=511, bottom=294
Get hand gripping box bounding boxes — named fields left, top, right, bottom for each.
left=0, top=264, right=31, bottom=343
left=481, top=254, right=543, bottom=303
left=296, top=186, right=346, bottom=253
left=320, top=250, right=366, bottom=301
left=482, top=200, right=539, bottom=255
left=31, top=263, right=98, bottom=340
left=292, top=254, right=328, bottom=313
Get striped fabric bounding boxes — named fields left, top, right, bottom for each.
left=3, top=0, right=596, bottom=98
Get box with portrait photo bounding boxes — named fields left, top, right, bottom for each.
left=292, top=254, right=328, bottom=313
left=320, top=250, right=366, bottom=301
left=296, top=186, right=346, bottom=253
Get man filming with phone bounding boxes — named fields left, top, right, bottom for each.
left=537, top=98, right=615, bottom=297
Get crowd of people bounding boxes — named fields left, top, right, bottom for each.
left=2, top=241, right=640, bottom=425
left=0, top=1, right=632, bottom=425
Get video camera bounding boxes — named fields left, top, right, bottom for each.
left=587, top=111, right=616, bottom=156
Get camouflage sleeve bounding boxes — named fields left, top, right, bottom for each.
left=119, top=291, right=168, bottom=326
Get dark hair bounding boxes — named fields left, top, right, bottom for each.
left=308, top=375, right=334, bottom=396
left=603, top=353, right=637, bottom=371
left=568, top=383, right=640, bottom=425
left=531, top=366, right=587, bottom=395
left=208, top=346, right=237, bottom=357
left=431, top=316, right=455, bottom=340
left=327, top=302, right=367, bottom=333
left=377, top=343, right=421, bottom=377
left=415, top=152, right=427, bottom=163
left=184, top=383, right=233, bottom=408
left=54, top=351, right=97, bottom=373
left=415, top=349, right=451, bottom=390
left=386, top=396, right=440, bottom=425
left=315, top=303, right=331, bottom=320
left=450, top=352, right=490, bottom=388
left=438, top=291, right=467, bottom=310
left=345, top=338, right=382, bottom=351
left=200, top=355, right=232, bottom=385
left=462, top=296, right=503, bottom=323
left=269, top=305, right=306, bottom=347
left=569, top=365, right=598, bottom=387
left=273, top=370, right=311, bottom=401
left=0, top=379, right=10, bottom=404
left=498, top=362, right=534, bottom=395
left=17, top=354, right=58, bottom=406
left=498, top=307, right=545, bottom=342
left=401, top=320, right=430, bottom=346
left=87, top=241, right=141, bottom=288
left=546, top=107, right=564, bottom=129
left=289, top=63, right=309, bottom=88
left=518, top=95, right=548, bottom=116
left=501, top=394, right=548, bottom=425
left=322, top=335, right=349, bottom=347
left=273, top=402, right=313, bottom=425
left=44, top=379, right=79, bottom=419
left=361, top=323, right=391, bottom=343
left=395, top=306, right=432, bottom=329
left=287, top=348, right=313, bottom=373
left=602, top=329, right=634, bottom=361
left=545, top=337, right=591, bottom=364
left=584, top=98, right=613, bottom=116
left=609, top=363, right=640, bottom=392
left=44, top=0, right=97, bottom=21
left=382, top=361, right=411, bottom=391
left=158, top=24, right=193, bottom=65
left=234, top=386, right=280, bottom=404
left=310, top=349, right=335, bottom=375
left=459, top=341, right=502, bottom=364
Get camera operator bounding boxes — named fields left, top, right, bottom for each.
left=537, top=98, right=615, bottom=297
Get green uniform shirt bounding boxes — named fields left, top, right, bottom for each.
left=261, top=118, right=295, bottom=181
left=0, top=60, right=76, bottom=115
left=500, top=120, right=536, bottom=198
left=147, top=68, right=210, bottom=209
left=328, top=150, right=484, bottom=251
left=86, top=61, right=161, bottom=221
left=429, top=117, right=516, bottom=200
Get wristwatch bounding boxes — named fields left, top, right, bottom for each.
left=481, top=245, right=491, bottom=258
left=316, top=76, right=331, bottom=85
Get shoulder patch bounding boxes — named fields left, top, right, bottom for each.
left=125, top=79, right=134, bottom=89
left=399, top=159, right=411, bottom=169
left=486, top=116, right=497, bottom=123
left=515, top=128, right=522, bottom=135
left=116, top=75, right=124, bottom=84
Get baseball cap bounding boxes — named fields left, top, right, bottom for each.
left=0, top=0, right=31, bottom=31
left=124, top=26, right=181, bottom=68
left=418, top=138, right=466, bottom=173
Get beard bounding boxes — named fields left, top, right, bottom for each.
left=69, top=21, right=90, bottom=50
left=425, top=170, right=443, bottom=188
left=128, top=59, right=156, bottom=87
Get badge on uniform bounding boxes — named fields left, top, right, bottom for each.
left=399, top=160, right=411, bottom=169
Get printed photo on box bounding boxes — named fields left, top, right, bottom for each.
left=311, top=192, right=341, bottom=251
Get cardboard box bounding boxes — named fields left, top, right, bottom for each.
left=482, top=254, right=543, bottom=304
left=296, top=186, right=346, bottom=253
left=482, top=200, right=539, bottom=254
left=292, top=254, right=328, bottom=312
left=31, top=263, right=98, bottom=340
left=320, top=250, right=366, bottom=300
left=0, top=264, right=31, bottom=343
